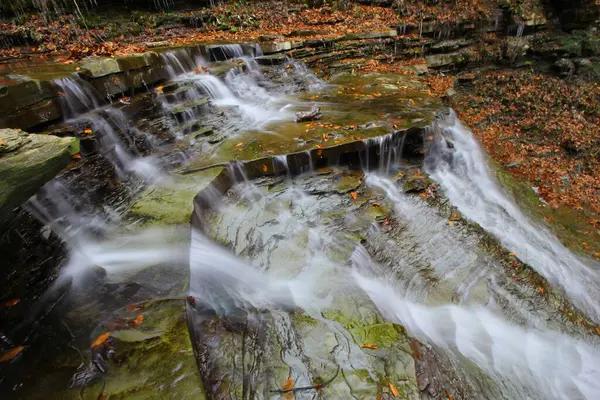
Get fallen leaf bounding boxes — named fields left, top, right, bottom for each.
left=125, top=304, right=143, bottom=312
left=538, top=287, right=545, bottom=296
left=448, top=220, right=455, bottom=227
left=262, top=164, right=268, bottom=173
left=389, top=381, right=399, bottom=397
left=72, top=153, right=82, bottom=160
left=508, top=252, right=517, bottom=257
left=350, top=192, right=357, bottom=200
left=281, top=376, right=294, bottom=399
left=129, top=315, right=144, bottom=327
left=235, top=142, right=244, bottom=147
left=361, top=343, right=378, bottom=349
left=76, top=66, right=81, bottom=71
left=187, top=296, right=196, bottom=304
left=595, top=327, right=600, bottom=335
left=91, top=332, right=111, bottom=349
left=0, top=298, right=20, bottom=307
left=156, top=85, right=164, bottom=94
left=83, top=128, right=93, bottom=134
left=0, top=346, right=25, bottom=363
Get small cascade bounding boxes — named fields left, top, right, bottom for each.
left=253, top=43, right=264, bottom=57
left=160, top=47, right=205, bottom=78
left=361, top=130, right=408, bottom=173
left=54, top=76, right=162, bottom=180
left=425, top=111, right=600, bottom=322
left=516, top=23, right=525, bottom=38
left=273, top=155, right=291, bottom=178
left=54, top=77, right=101, bottom=118
left=356, top=273, right=600, bottom=400
left=222, top=44, right=245, bottom=59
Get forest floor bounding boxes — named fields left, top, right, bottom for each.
left=0, top=0, right=507, bottom=60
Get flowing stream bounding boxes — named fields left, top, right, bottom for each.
left=6, top=45, right=600, bottom=400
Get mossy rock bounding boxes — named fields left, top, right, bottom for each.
left=0, top=129, right=78, bottom=231
left=129, top=167, right=223, bottom=226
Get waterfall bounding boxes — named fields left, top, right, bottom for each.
left=160, top=47, right=206, bottom=78
left=355, top=272, right=600, bottom=400
left=54, top=76, right=162, bottom=181
left=425, top=111, right=600, bottom=322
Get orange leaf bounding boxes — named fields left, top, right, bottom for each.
left=83, top=128, right=93, bottom=134
left=361, top=343, right=378, bottom=349
left=156, top=85, right=164, bottom=94
left=508, top=252, right=517, bottom=257
left=448, top=220, right=455, bottom=227
left=235, top=142, right=244, bottom=147
left=538, top=287, right=545, bottom=296
left=0, top=298, right=20, bottom=307
left=72, top=153, right=82, bottom=160
left=130, top=314, right=144, bottom=327
left=0, top=346, right=25, bottom=363
left=350, top=192, right=357, bottom=200
left=281, top=376, right=294, bottom=391
left=262, top=164, right=268, bottom=173
left=389, top=381, right=399, bottom=397
left=280, top=376, right=294, bottom=399
left=91, top=332, right=111, bottom=349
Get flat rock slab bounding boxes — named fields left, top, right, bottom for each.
left=0, top=128, right=78, bottom=228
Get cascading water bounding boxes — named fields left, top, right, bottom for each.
left=12, top=41, right=600, bottom=400
left=425, top=111, right=600, bottom=322
left=54, top=76, right=163, bottom=181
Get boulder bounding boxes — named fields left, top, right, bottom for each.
left=0, top=129, right=79, bottom=229
left=554, top=58, right=576, bottom=76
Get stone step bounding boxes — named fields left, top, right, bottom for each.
left=166, top=97, right=210, bottom=123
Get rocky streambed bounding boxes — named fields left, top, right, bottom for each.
left=1, top=37, right=600, bottom=400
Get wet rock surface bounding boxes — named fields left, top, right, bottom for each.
left=0, top=128, right=78, bottom=231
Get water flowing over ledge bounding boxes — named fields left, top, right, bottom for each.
left=4, top=39, right=600, bottom=400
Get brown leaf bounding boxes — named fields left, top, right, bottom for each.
left=91, top=332, right=111, bottom=349
left=389, top=381, right=399, bottom=397
left=155, top=85, right=164, bottom=94
left=72, top=153, right=82, bottom=160
left=262, top=164, right=268, bottom=173
left=350, top=192, right=357, bottom=200
left=448, top=220, right=455, bottom=227
left=361, top=343, right=378, bottom=349
left=0, top=298, right=20, bottom=307
left=538, top=287, right=545, bottom=296
left=125, top=304, right=143, bottom=312
left=0, top=346, right=25, bottom=363
left=235, top=142, right=244, bottom=147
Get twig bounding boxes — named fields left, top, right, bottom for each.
left=271, top=366, right=341, bottom=394
left=180, top=162, right=229, bottom=175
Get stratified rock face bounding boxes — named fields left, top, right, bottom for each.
left=0, top=128, right=79, bottom=227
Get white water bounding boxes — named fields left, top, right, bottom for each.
left=35, top=50, right=600, bottom=399
left=426, top=112, right=600, bottom=322
left=356, top=273, right=600, bottom=400
left=54, top=77, right=163, bottom=181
